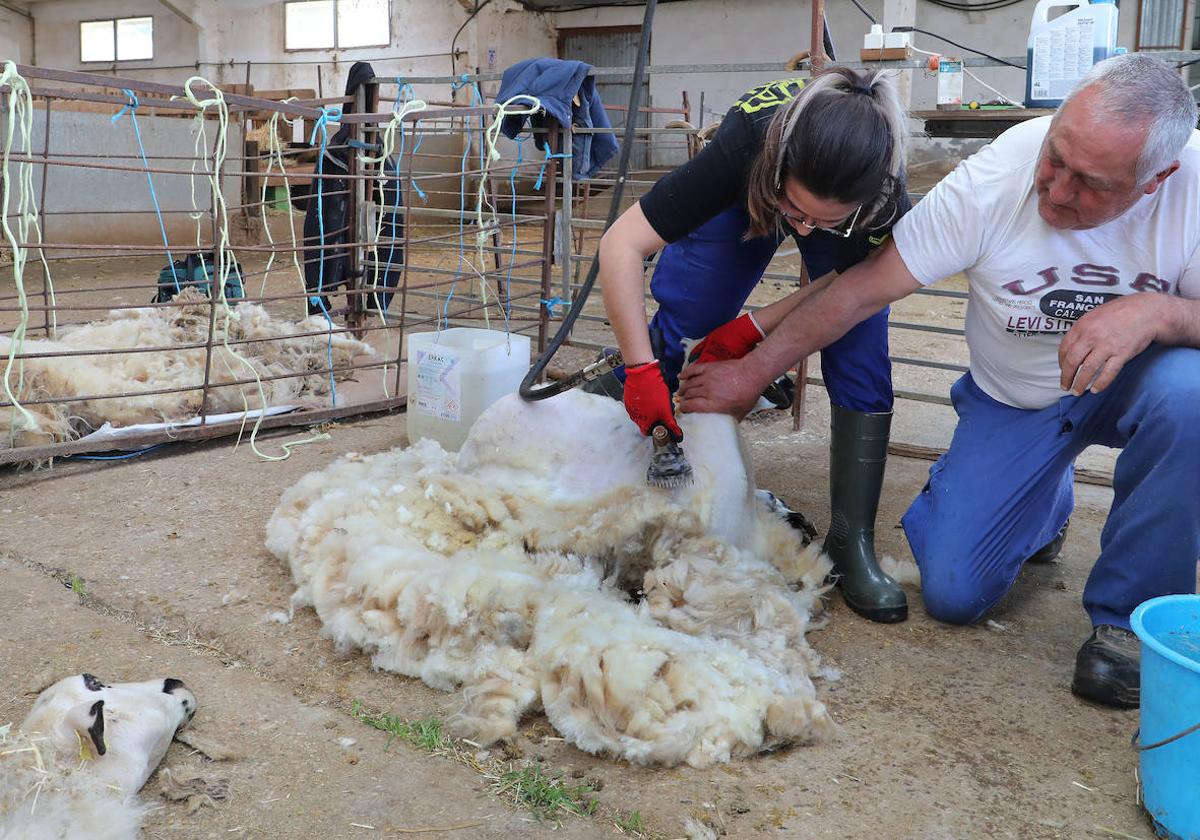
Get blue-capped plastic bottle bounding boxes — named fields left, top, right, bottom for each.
left=1024, top=0, right=1119, bottom=107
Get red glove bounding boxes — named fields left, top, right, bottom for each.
left=688, top=312, right=766, bottom=366
left=623, top=361, right=683, bottom=440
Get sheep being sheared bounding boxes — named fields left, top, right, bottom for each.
left=0, top=288, right=375, bottom=449
left=0, top=674, right=196, bottom=840
left=267, top=390, right=836, bottom=768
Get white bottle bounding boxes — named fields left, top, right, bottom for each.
left=1025, top=0, right=1119, bottom=107
left=406, top=328, right=531, bottom=452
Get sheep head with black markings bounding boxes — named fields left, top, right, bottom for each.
left=1, top=673, right=197, bottom=840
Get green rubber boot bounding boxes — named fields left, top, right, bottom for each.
left=826, top=405, right=908, bottom=623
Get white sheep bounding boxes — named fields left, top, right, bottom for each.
left=267, top=390, right=835, bottom=767
left=0, top=674, right=196, bottom=840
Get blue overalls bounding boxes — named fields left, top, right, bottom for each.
left=903, top=346, right=1200, bottom=629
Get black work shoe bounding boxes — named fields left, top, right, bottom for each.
left=1071, top=624, right=1140, bottom=709
left=755, top=490, right=818, bottom=545
left=760, top=374, right=796, bottom=410
left=1027, top=520, right=1069, bottom=564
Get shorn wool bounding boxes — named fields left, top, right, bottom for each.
left=267, top=390, right=836, bottom=767
left=1, top=289, right=374, bottom=449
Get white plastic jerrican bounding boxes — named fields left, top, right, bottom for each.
left=864, top=24, right=885, bottom=50
left=406, top=327, right=531, bottom=452
left=1024, top=0, right=1119, bottom=107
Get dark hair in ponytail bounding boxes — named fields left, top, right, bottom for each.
left=745, top=67, right=908, bottom=239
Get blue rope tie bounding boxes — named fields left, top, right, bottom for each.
left=113, top=89, right=179, bottom=291
left=540, top=296, right=569, bottom=317
left=70, top=443, right=165, bottom=461
left=534, top=147, right=573, bottom=191
left=309, top=105, right=343, bottom=407
left=393, top=79, right=427, bottom=201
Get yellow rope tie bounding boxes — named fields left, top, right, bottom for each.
left=175, top=77, right=326, bottom=462
left=359, top=98, right=427, bottom=399
left=474, top=95, right=542, bottom=332
left=257, top=99, right=307, bottom=315
left=0, top=60, right=53, bottom=443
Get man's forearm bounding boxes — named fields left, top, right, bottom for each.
left=1159, top=295, right=1200, bottom=347
left=742, top=278, right=872, bottom=387
left=751, top=271, right=836, bottom=333
left=742, top=242, right=923, bottom=388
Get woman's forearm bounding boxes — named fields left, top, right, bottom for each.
left=597, top=204, right=670, bottom=366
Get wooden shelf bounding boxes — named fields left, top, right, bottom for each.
left=912, top=108, right=1056, bottom=139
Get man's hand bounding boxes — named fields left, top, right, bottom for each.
left=623, top=361, right=683, bottom=439
left=1059, top=294, right=1166, bottom=395
left=677, top=357, right=769, bottom=419
left=688, top=312, right=766, bottom=366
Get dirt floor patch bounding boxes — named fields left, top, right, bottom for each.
left=0, top=396, right=1161, bottom=839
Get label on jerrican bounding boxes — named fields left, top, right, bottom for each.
left=1031, top=17, right=1096, bottom=100
left=413, top=347, right=462, bottom=422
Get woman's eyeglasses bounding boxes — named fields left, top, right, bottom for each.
left=777, top=202, right=862, bottom=239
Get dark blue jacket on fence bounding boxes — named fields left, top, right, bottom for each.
left=496, top=57, right=619, bottom=179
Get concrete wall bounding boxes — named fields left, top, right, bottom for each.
left=0, top=4, right=34, bottom=63
left=26, top=0, right=557, bottom=98
left=3, top=107, right=242, bottom=247
left=13, top=0, right=559, bottom=239
left=11, top=0, right=1190, bottom=232
left=553, top=0, right=1159, bottom=167
left=554, top=0, right=1150, bottom=112
left=30, top=0, right=199, bottom=84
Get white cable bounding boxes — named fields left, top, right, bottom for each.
left=964, top=67, right=1025, bottom=108
left=910, top=44, right=1025, bottom=107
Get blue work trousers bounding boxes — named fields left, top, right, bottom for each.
left=902, top=346, right=1200, bottom=629
left=635, top=206, right=893, bottom=413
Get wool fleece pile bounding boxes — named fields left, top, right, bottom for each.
left=0, top=288, right=374, bottom=449
left=267, top=390, right=836, bottom=767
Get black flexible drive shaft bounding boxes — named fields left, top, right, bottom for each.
left=518, top=0, right=658, bottom=401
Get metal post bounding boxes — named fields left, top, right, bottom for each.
left=810, top=0, right=829, bottom=70
left=199, top=116, right=223, bottom=425
left=346, top=80, right=369, bottom=335
left=536, top=120, right=560, bottom=358
left=559, top=122, right=573, bottom=305
left=38, top=93, right=52, bottom=337
left=238, top=60, right=255, bottom=236
left=488, top=170, right=504, bottom=298
left=395, top=110, right=417, bottom=401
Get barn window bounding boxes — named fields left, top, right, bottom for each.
left=79, top=17, right=154, bottom=63
left=285, top=0, right=390, bottom=50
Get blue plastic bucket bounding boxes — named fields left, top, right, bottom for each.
left=1131, top=594, right=1200, bottom=839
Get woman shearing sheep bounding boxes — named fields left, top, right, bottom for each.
left=592, top=67, right=911, bottom=623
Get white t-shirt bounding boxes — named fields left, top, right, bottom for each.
left=894, top=116, right=1200, bottom=409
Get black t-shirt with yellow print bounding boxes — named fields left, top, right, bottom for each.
left=638, top=78, right=905, bottom=272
